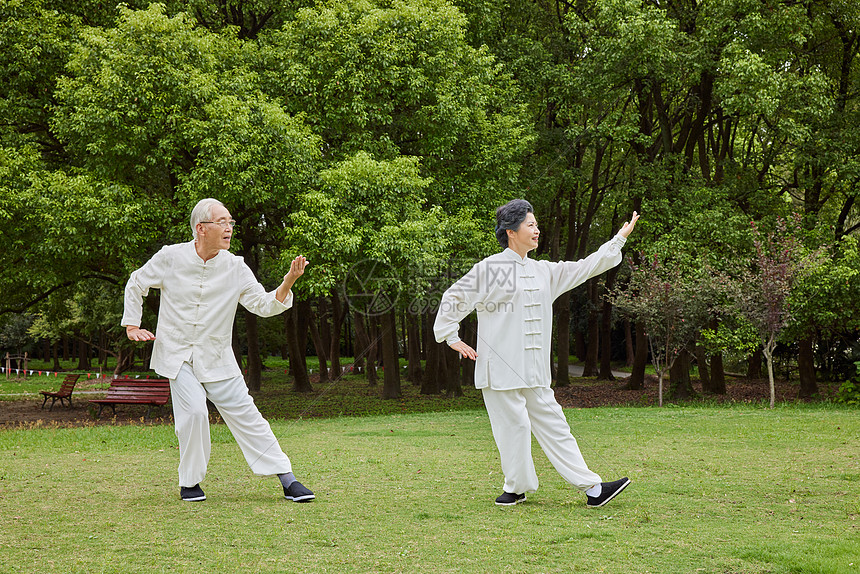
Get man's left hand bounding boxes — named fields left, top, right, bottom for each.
left=277, top=256, right=309, bottom=303
left=285, top=256, right=308, bottom=283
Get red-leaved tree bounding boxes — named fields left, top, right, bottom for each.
left=729, top=216, right=824, bottom=407
left=610, top=256, right=710, bottom=406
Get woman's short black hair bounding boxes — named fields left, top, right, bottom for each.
left=495, top=199, right=534, bottom=248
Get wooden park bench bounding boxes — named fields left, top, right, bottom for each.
left=40, top=374, right=81, bottom=410
left=89, top=377, right=171, bottom=419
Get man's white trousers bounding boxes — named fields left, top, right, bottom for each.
left=170, top=362, right=292, bottom=487
left=481, top=386, right=601, bottom=494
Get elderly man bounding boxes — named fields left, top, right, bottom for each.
left=122, top=198, right=314, bottom=503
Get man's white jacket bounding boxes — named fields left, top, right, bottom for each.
left=121, top=241, right=291, bottom=382
left=433, top=235, right=626, bottom=390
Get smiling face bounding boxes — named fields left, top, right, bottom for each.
left=195, top=204, right=234, bottom=255
left=506, top=212, right=540, bottom=256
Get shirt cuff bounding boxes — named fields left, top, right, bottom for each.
left=275, top=289, right=294, bottom=309
left=446, top=336, right=462, bottom=346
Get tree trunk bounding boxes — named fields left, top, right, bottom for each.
left=764, top=344, right=775, bottom=408
left=114, top=346, right=134, bottom=376
left=444, top=344, right=463, bottom=397
left=76, top=336, right=90, bottom=371
left=582, top=280, right=599, bottom=377
left=99, top=330, right=108, bottom=369
left=709, top=351, right=726, bottom=394
left=284, top=314, right=294, bottom=375
left=329, top=293, right=344, bottom=378
left=52, top=341, right=61, bottom=372
left=365, top=315, right=378, bottom=386
left=421, top=339, right=442, bottom=394
left=141, top=343, right=151, bottom=371
left=747, top=347, right=763, bottom=379
left=308, top=305, right=330, bottom=383
left=797, top=334, right=819, bottom=398
left=380, top=310, right=401, bottom=398
left=669, top=349, right=696, bottom=400
left=461, top=314, right=476, bottom=388
left=352, top=310, right=369, bottom=374
left=555, top=293, right=571, bottom=386
left=597, top=268, right=618, bottom=381
left=286, top=303, right=312, bottom=393
left=244, top=311, right=262, bottom=392
left=406, top=312, right=422, bottom=383
left=624, top=319, right=635, bottom=367
left=627, top=322, right=648, bottom=390
left=574, top=330, right=586, bottom=362
left=694, top=344, right=711, bottom=392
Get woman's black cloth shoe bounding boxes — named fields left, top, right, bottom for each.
left=180, top=484, right=206, bottom=502
left=586, top=477, right=631, bottom=508
left=495, top=492, right=526, bottom=506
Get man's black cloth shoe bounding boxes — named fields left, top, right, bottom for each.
left=283, top=481, right=315, bottom=502
left=180, top=484, right=206, bottom=502
left=495, top=492, right=526, bottom=506
left=586, top=477, right=631, bottom=508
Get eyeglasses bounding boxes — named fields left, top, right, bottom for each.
left=201, top=220, right=237, bottom=229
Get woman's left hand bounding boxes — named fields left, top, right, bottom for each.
left=618, top=211, right=640, bottom=238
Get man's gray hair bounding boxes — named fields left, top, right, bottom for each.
left=495, top=199, right=534, bottom=248
left=190, top=198, right=225, bottom=239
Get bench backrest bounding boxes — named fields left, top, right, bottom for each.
left=106, top=378, right=171, bottom=400
left=58, top=374, right=81, bottom=393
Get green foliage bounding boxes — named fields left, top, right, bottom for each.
left=259, top=0, right=533, bottom=208
left=787, top=236, right=860, bottom=336
left=836, top=361, right=860, bottom=406
left=3, top=0, right=860, bottom=383
left=0, top=313, right=34, bottom=353
left=700, top=318, right=759, bottom=357
left=286, top=151, right=435, bottom=296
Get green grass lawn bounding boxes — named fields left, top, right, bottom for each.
left=1, top=405, right=858, bottom=573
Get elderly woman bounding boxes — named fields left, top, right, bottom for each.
left=434, top=199, right=639, bottom=507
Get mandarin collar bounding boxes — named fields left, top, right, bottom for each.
left=503, top=247, right=530, bottom=266
left=186, top=240, right=226, bottom=265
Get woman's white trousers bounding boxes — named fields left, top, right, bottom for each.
left=481, top=386, right=601, bottom=494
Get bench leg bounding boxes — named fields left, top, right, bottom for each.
left=41, top=395, right=49, bottom=410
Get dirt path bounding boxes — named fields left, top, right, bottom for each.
left=0, top=376, right=837, bottom=429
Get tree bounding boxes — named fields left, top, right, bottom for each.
left=610, top=255, right=709, bottom=406
left=726, top=217, right=825, bottom=407
left=258, top=0, right=533, bottom=393
left=51, top=4, right=321, bottom=390
left=289, top=151, right=443, bottom=398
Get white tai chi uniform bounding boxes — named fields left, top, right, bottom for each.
left=122, top=241, right=293, bottom=487
left=434, top=235, right=626, bottom=494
